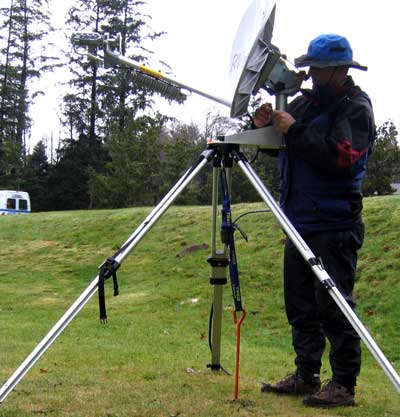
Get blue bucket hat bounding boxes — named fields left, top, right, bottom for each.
left=294, top=34, right=367, bottom=71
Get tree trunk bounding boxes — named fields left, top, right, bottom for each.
left=0, top=0, right=14, bottom=141
left=88, top=3, right=101, bottom=144
left=15, top=0, right=29, bottom=162
left=118, top=0, right=129, bottom=131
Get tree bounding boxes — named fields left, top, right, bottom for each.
left=0, top=137, right=21, bottom=187
left=88, top=113, right=166, bottom=208
left=64, top=0, right=165, bottom=143
left=66, top=0, right=104, bottom=144
left=99, top=0, right=165, bottom=132
left=362, top=120, right=400, bottom=196
left=54, top=0, right=168, bottom=212
left=0, top=0, right=56, bottom=186
left=159, top=120, right=205, bottom=204
left=21, top=140, right=50, bottom=211
left=47, top=134, right=108, bottom=210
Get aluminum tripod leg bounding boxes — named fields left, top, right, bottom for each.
left=208, top=162, right=232, bottom=370
left=0, top=149, right=216, bottom=404
left=233, top=150, right=400, bottom=393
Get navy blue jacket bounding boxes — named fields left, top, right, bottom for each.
left=279, top=77, right=375, bottom=235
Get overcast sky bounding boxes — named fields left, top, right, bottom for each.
left=30, top=0, right=400, bottom=149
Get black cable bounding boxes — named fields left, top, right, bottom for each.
left=208, top=302, right=213, bottom=353
left=233, top=209, right=271, bottom=224
left=207, top=302, right=232, bottom=376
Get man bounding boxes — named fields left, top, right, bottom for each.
left=253, top=34, right=375, bottom=408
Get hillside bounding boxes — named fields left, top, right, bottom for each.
left=0, top=196, right=399, bottom=417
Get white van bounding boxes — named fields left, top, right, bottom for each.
left=0, top=190, right=31, bottom=215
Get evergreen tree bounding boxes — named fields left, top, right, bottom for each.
left=159, top=120, right=205, bottom=204
left=47, top=133, right=109, bottom=210
left=100, top=0, right=164, bottom=131
left=66, top=0, right=104, bottom=144
left=0, top=137, right=21, bottom=187
left=88, top=113, right=166, bottom=208
left=363, top=120, right=400, bottom=196
left=64, top=0, right=164, bottom=142
left=0, top=0, right=56, bottom=187
left=53, top=0, right=167, bottom=211
left=21, top=140, right=50, bottom=210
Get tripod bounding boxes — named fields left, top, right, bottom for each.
left=1, top=139, right=399, bottom=404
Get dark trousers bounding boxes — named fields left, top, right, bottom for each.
left=283, top=223, right=364, bottom=388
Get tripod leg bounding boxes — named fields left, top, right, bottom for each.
left=208, top=163, right=232, bottom=370
left=0, top=149, right=216, bottom=404
left=209, top=165, right=224, bottom=369
left=233, top=150, right=400, bottom=393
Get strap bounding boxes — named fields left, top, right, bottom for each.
left=98, top=274, right=107, bottom=322
left=98, top=257, right=120, bottom=323
left=219, top=169, right=243, bottom=312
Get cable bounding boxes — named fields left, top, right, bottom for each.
left=208, top=302, right=232, bottom=376
left=233, top=209, right=271, bottom=224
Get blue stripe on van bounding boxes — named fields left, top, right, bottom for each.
left=0, top=208, right=30, bottom=214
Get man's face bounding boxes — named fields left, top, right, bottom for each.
left=308, top=66, right=349, bottom=87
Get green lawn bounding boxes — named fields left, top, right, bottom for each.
left=0, top=197, right=399, bottom=416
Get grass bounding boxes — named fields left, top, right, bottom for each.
left=0, top=196, right=399, bottom=416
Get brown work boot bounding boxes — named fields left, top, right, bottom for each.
left=303, top=380, right=355, bottom=408
left=261, top=372, right=320, bottom=395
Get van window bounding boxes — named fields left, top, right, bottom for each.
left=19, top=199, right=28, bottom=211
left=7, top=198, right=16, bottom=209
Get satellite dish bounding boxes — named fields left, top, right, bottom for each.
left=229, top=0, right=279, bottom=118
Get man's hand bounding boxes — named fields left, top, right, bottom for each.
left=272, top=111, right=296, bottom=134
left=253, top=103, right=273, bottom=128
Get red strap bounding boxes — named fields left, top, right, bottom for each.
left=233, top=308, right=246, bottom=400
